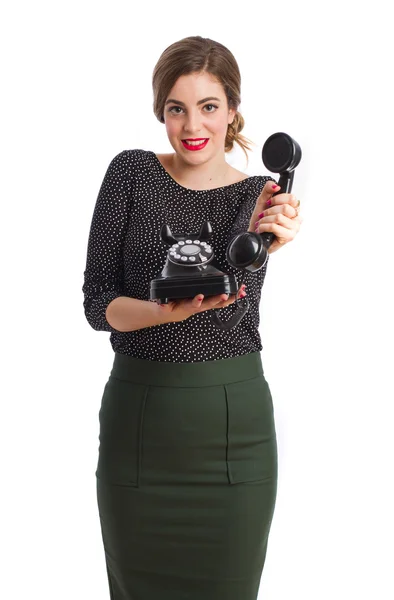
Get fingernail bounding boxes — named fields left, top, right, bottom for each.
left=258, top=212, right=264, bottom=218
left=266, top=200, right=272, bottom=207
left=198, top=296, right=203, bottom=301
left=272, top=184, right=278, bottom=189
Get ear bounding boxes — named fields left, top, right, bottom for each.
left=228, top=108, right=236, bottom=125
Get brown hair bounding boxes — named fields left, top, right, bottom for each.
left=152, top=36, right=254, bottom=162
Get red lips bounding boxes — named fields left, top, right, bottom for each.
left=181, top=139, right=209, bottom=151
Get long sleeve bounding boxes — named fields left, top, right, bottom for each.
left=226, top=175, right=277, bottom=246
left=82, top=150, right=134, bottom=332
left=82, top=148, right=276, bottom=360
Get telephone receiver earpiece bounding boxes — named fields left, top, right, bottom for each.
left=211, top=132, right=302, bottom=330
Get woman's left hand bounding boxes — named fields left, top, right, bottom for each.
left=254, top=189, right=303, bottom=254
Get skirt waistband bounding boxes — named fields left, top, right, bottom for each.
left=110, top=351, right=264, bottom=387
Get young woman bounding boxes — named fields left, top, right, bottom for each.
left=83, top=36, right=302, bottom=600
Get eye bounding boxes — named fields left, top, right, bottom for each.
left=204, top=104, right=219, bottom=112
left=168, top=106, right=184, bottom=115
left=167, top=104, right=219, bottom=115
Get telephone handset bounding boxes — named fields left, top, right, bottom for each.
left=150, top=132, right=302, bottom=330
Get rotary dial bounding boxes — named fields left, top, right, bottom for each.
left=168, top=239, right=213, bottom=266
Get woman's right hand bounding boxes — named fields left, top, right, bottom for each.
left=157, top=285, right=246, bottom=324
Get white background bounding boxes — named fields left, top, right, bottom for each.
left=1, top=1, right=393, bottom=598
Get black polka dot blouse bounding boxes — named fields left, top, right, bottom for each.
left=82, top=149, right=277, bottom=362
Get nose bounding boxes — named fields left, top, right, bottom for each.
left=184, top=110, right=203, bottom=135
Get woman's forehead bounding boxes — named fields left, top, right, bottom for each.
left=167, top=72, right=224, bottom=100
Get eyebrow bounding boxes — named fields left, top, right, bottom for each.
left=165, top=96, right=221, bottom=106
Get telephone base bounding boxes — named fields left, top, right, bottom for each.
left=150, top=273, right=238, bottom=304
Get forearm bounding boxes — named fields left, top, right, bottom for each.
left=105, top=296, right=169, bottom=332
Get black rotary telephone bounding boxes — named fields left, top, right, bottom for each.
left=150, top=132, right=302, bottom=330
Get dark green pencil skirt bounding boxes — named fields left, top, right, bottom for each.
left=95, top=351, right=278, bottom=600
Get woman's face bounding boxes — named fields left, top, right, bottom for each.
left=163, top=71, right=236, bottom=165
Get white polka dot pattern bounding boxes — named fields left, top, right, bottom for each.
left=82, top=149, right=277, bottom=362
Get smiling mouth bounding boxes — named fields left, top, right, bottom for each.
left=181, top=138, right=209, bottom=146
left=181, top=139, right=209, bottom=152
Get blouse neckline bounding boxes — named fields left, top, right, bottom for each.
left=150, top=151, right=253, bottom=193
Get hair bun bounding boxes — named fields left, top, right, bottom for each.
left=225, top=112, right=245, bottom=152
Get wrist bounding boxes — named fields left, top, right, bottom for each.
left=152, top=301, right=173, bottom=325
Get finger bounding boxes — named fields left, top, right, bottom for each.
left=209, top=288, right=245, bottom=308
left=198, top=294, right=228, bottom=309
left=216, top=295, right=238, bottom=309
left=266, top=192, right=299, bottom=210
left=256, top=180, right=280, bottom=207
left=215, top=294, right=232, bottom=305
left=216, top=285, right=246, bottom=302
left=255, top=213, right=296, bottom=233
left=192, top=294, right=204, bottom=308
left=219, top=286, right=247, bottom=307
left=257, top=203, right=298, bottom=221
left=255, top=219, right=298, bottom=239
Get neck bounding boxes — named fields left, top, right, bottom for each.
left=170, top=152, right=229, bottom=190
